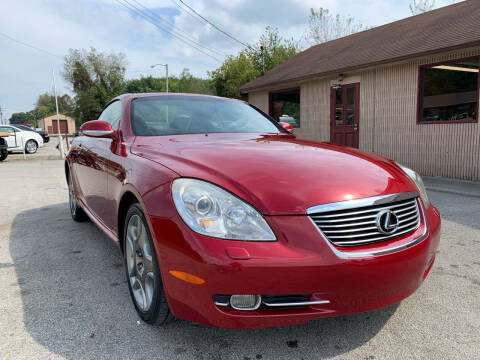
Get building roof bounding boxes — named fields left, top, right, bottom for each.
left=239, top=0, right=480, bottom=93
left=43, top=114, right=74, bottom=120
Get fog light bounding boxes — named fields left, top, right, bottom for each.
left=230, top=295, right=262, bottom=310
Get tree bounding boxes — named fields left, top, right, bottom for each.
left=35, top=92, right=73, bottom=116
left=209, top=27, right=299, bottom=98
left=305, top=8, right=368, bottom=45
left=410, top=0, right=435, bottom=15
left=209, top=53, right=258, bottom=99
left=9, top=112, right=30, bottom=124
left=8, top=93, right=73, bottom=127
left=246, top=26, right=298, bottom=75
left=176, top=68, right=214, bottom=94
left=63, top=48, right=127, bottom=124
left=124, top=68, right=214, bottom=95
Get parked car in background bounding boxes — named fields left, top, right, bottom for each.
left=0, top=125, right=44, bottom=154
left=278, top=114, right=296, bottom=125
left=14, top=125, right=50, bottom=143
left=66, top=93, right=440, bottom=329
left=0, top=132, right=8, bottom=161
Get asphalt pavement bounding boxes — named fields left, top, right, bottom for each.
left=0, top=160, right=479, bottom=359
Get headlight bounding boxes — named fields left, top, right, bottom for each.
left=397, top=163, right=430, bottom=209
left=172, top=178, right=276, bottom=241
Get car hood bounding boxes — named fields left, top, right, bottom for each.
left=132, top=133, right=418, bottom=215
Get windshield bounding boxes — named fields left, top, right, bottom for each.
left=131, top=96, right=284, bottom=136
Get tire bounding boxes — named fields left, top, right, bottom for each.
left=123, top=203, right=172, bottom=325
left=0, top=150, right=7, bottom=162
left=25, top=140, right=38, bottom=154
left=68, top=172, right=88, bottom=222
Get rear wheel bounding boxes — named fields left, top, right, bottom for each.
left=25, top=140, right=38, bottom=154
left=124, top=203, right=172, bottom=325
left=68, top=173, right=88, bottom=222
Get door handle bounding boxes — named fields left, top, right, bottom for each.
left=354, top=125, right=359, bottom=131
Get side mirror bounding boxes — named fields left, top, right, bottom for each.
left=278, top=121, right=294, bottom=132
left=80, top=120, right=115, bottom=138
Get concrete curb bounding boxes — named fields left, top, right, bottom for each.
left=2, top=155, right=62, bottom=162
left=425, top=186, right=480, bottom=199
left=424, top=176, right=480, bottom=199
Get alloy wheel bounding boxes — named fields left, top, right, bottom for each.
left=68, top=177, right=76, bottom=216
left=125, top=214, right=155, bottom=312
left=26, top=140, right=37, bottom=154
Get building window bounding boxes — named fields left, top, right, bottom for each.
left=270, top=89, right=300, bottom=127
left=418, top=57, right=479, bottom=123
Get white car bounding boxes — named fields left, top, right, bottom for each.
left=0, top=125, right=44, bottom=154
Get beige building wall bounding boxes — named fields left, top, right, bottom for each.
left=39, top=114, right=76, bottom=135
left=247, top=47, right=480, bottom=181
left=248, top=91, right=269, bottom=113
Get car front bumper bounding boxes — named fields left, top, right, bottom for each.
left=150, top=203, right=441, bottom=328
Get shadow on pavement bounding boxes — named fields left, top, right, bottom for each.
left=427, top=190, right=480, bottom=230
left=10, top=203, right=398, bottom=360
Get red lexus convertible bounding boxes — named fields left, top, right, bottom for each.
left=66, top=93, right=441, bottom=328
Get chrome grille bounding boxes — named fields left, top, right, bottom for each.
left=309, top=194, right=421, bottom=247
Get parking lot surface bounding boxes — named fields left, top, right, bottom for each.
left=0, top=160, right=479, bottom=359
left=6, top=136, right=69, bottom=161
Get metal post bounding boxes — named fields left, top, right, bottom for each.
left=21, top=137, right=26, bottom=160
left=165, top=64, right=169, bottom=93
left=150, top=63, right=168, bottom=93
left=52, top=69, right=65, bottom=159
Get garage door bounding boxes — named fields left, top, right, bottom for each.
left=50, top=120, right=68, bottom=134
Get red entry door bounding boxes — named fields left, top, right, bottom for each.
left=330, top=83, right=360, bottom=148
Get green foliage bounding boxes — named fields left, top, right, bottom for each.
left=35, top=92, right=73, bottom=116
left=125, top=68, right=213, bottom=95
left=9, top=112, right=30, bottom=124
left=209, top=27, right=299, bottom=98
left=305, top=7, right=368, bottom=45
left=409, top=0, right=435, bottom=15
left=209, top=52, right=259, bottom=99
left=176, top=68, right=214, bottom=94
left=9, top=92, right=73, bottom=126
left=63, top=47, right=127, bottom=123
left=246, top=26, right=298, bottom=75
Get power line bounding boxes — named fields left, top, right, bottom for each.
left=115, top=0, right=223, bottom=62
left=0, top=31, right=63, bottom=60
left=175, top=0, right=248, bottom=47
left=117, top=0, right=223, bottom=62
left=168, top=0, right=208, bottom=27
left=125, top=0, right=225, bottom=58
left=130, top=0, right=226, bottom=57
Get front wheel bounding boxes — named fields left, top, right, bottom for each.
left=124, top=203, right=172, bottom=325
left=68, top=173, right=88, bottom=222
left=25, top=140, right=38, bottom=154
left=0, top=150, right=7, bottom=161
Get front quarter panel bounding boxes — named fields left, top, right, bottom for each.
left=118, top=150, right=179, bottom=220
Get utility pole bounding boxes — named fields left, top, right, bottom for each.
left=150, top=63, right=169, bottom=92
left=52, top=69, right=65, bottom=159
left=0, top=105, right=3, bottom=125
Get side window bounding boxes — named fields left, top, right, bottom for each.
left=99, top=101, right=122, bottom=129
left=0, top=126, right=15, bottom=134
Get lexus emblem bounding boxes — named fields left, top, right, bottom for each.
left=376, top=210, right=399, bottom=235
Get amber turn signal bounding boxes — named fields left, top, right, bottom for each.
left=169, top=270, right=205, bottom=285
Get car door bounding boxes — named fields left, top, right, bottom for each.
left=0, top=126, right=18, bottom=148
left=74, top=100, right=122, bottom=226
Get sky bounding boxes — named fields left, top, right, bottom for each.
left=0, top=0, right=459, bottom=122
